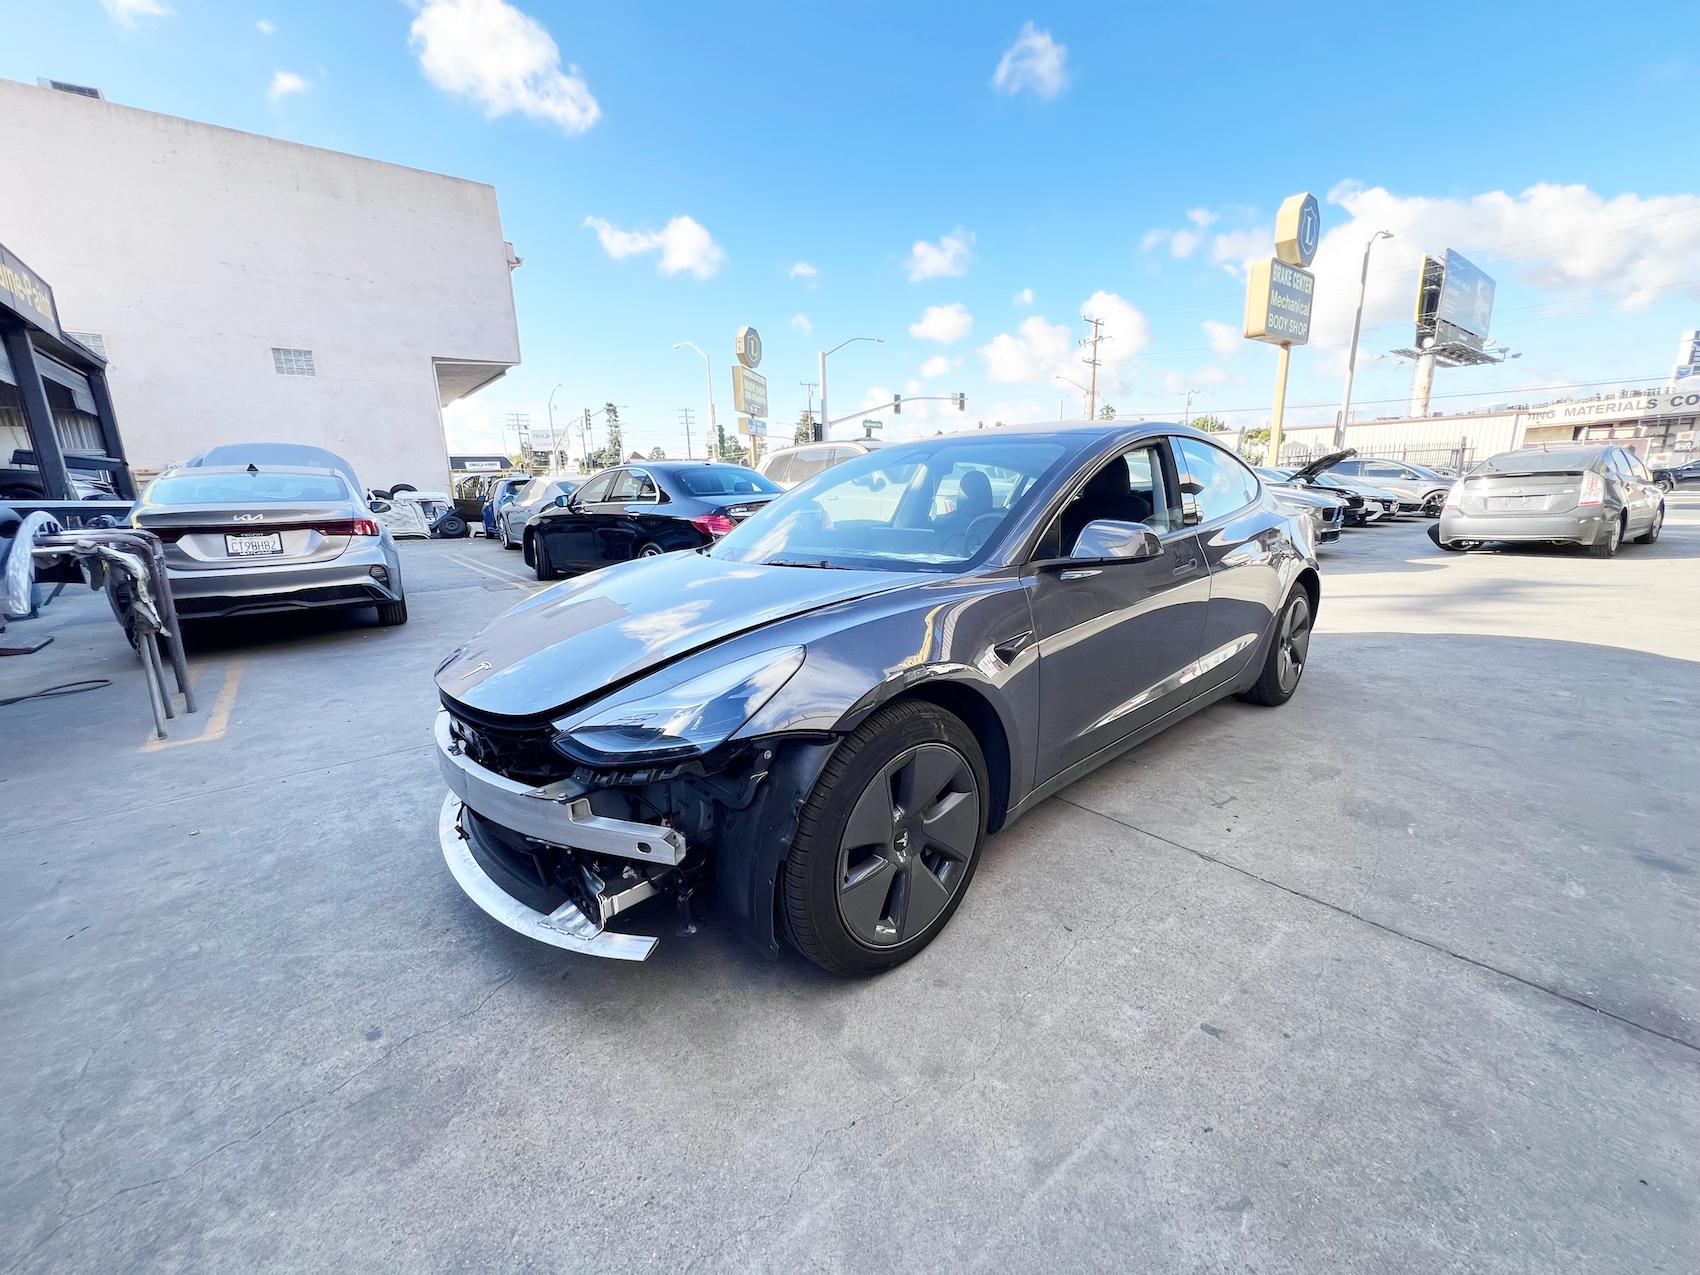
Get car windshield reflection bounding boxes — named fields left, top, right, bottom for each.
left=710, top=437, right=1066, bottom=571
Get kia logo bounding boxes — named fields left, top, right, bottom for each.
left=234, top=513, right=263, bottom=522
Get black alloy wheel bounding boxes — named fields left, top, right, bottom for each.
left=781, top=701, right=988, bottom=975
left=637, top=541, right=665, bottom=558
left=1238, top=586, right=1312, bottom=707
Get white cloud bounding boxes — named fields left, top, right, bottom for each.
left=1142, top=207, right=1223, bottom=260
left=268, top=71, right=308, bottom=104
left=1209, top=227, right=1270, bottom=278
left=583, top=215, right=725, bottom=278
left=410, top=0, right=600, bottom=136
left=790, top=313, right=812, bottom=333
left=909, top=302, right=973, bottom=344
left=1013, top=287, right=1034, bottom=307
left=905, top=227, right=973, bottom=282
left=1203, top=319, right=1241, bottom=358
left=978, top=291, right=1150, bottom=389
left=920, top=355, right=952, bottom=379
left=979, top=315, right=1072, bottom=384
left=256, top=18, right=276, bottom=35
left=787, top=261, right=818, bottom=281
left=102, top=0, right=172, bottom=25
left=992, top=22, right=1069, bottom=99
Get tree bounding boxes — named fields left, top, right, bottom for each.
left=1188, top=414, right=1227, bottom=433
left=1098, top=403, right=1117, bottom=420
left=1240, top=426, right=1271, bottom=464
left=714, top=415, right=731, bottom=461
left=647, top=446, right=667, bottom=460
left=794, top=410, right=815, bottom=445
left=722, top=436, right=750, bottom=465
left=603, top=403, right=623, bottom=461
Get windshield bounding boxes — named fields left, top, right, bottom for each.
left=148, top=471, right=349, bottom=504
left=711, top=436, right=1067, bottom=572
left=677, top=466, right=781, bottom=497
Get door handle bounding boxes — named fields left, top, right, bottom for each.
left=992, top=631, right=1033, bottom=663
left=1060, top=568, right=1101, bottom=581
left=1171, top=558, right=1200, bottom=576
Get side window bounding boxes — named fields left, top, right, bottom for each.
left=1362, top=461, right=1404, bottom=478
left=576, top=473, right=614, bottom=504
left=764, top=453, right=794, bottom=484
left=1044, top=441, right=1183, bottom=556
left=635, top=471, right=660, bottom=500
left=1627, top=452, right=1651, bottom=482
left=1331, top=459, right=1362, bottom=475
left=790, top=448, right=835, bottom=483
left=608, top=470, right=642, bottom=501
left=1175, top=438, right=1260, bottom=526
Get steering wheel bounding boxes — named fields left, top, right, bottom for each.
left=958, top=512, right=1004, bottom=558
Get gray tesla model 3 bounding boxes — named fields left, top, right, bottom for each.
left=433, top=421, right=1320, bottom=975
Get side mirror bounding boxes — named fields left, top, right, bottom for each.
left=368, top=498, right=390, bottom=514
left=1069, top=520, right=1163, bottom=563
left=555, top=494, right=574, bottom=508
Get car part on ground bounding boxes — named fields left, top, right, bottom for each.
left=1436, top=444, right=1664, bottom=556
left=434, top=421, right=1319, bottom=974
left=128, top=458, right=407, bottom=624
left=525, top=461, right=780, bottom=580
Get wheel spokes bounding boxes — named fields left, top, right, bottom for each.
left=839, top=856, right=898, bottom=937
left=841, top=773, right=896, bottom=858
left=921, top=789, right=978, bottom=861
left=901, top=859, right=954, bottom=939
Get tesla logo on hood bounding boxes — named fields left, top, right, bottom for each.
left=463, top=661, right=493, bottom=678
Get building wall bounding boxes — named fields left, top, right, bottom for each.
left=0, top=80, right=521, bottom=491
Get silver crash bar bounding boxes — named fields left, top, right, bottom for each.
left=434, top=710, right=687, bottom=865
left=438, top=796, right=658, bottom=961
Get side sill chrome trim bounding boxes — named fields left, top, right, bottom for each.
left=438, top=795, right=658, bottom=961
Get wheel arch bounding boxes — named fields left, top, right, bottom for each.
left=863, top=679, right=1013, bottom=834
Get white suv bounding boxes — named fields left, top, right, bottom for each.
left=758, top=439, right=887, bottom=488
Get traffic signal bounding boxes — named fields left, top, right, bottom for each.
left=893, top=394, right=902, bottom=415
left=956, top=392, right=966, bottom=411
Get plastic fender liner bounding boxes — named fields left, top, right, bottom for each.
left=713, top=737, right=840, bottom=957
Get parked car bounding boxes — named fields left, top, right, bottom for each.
left=1651, top=460, right=1700, bottom=492
left=1436, top=444, right=1665, bottom=557
left=1262, top=456, right=1401, bottom=524
left=758, top=438, right=888, bottom=488
left=1252, top=474, right=1347, bottom=542
left=524, top=461, right=780, bottom=579
left=127, top=458, right=407, bottom=624
left=482, top=475, right=529, bottom=537
left=1325, top=456, right=1452, bottom=515
left=433, top=422, right=1319, bottom=973
left=499, top=475, right=582, bottom=549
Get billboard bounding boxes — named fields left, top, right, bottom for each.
left=1414, top=250, right=1495, bottom=350
left=1673, top=329, right=1700, bottom=382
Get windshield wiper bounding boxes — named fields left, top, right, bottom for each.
left=764, top=558, right=851, bottom=570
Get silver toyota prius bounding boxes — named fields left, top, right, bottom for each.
left=130, top=463, right=407, bottom=623
left=1437, top=444, right=1666, bottom=557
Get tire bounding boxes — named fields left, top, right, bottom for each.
left=436, top=514, right=469, bottom=539
left=502, top=515, right=520, bottom=549
left=1237, top=585, right=1313, bottom=707
left=636, top=541, right=665, bottom=559
left=376, top=596, right=408, bottom=626
left=1633, top=504, right=1664, bottom=545
left=780, top=701, right=989, bottom=976
left=531, top=534, right=555, bottom=580
left=1589, top=514, right=1623, bottom=558
left=389, top=483, right=417, bottom=495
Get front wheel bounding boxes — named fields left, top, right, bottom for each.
left=780, top=701, right=988, bottom=976
left=1237, top=586, right=1313, bottom=707
left=502, top=515, right=521, bottom=549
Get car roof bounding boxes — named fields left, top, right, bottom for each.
left=1483, top=445, right=1612, bottom=471
left=158, top=464, right=347, bottom=481
left=183, top=442, right=361, bottom=490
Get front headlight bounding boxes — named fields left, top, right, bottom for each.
left=551, top=647, right=805, bottom=765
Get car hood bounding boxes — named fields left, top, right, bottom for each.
left=1288, top=448, right=1356, bottom=482
left=437, top=551, right=927, bottom=718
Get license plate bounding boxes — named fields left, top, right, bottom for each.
left=225, top=532, right=284, bottom=557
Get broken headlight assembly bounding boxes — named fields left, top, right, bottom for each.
left=550, top=647, right=805, bottom=766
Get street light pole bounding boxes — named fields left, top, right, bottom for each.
left=1053, top=374, right=1091, bottom=417
left=817, top=336, right=883, bottom=443
left=1334, top=229, right=1394, bottom=449
left=547, top=383, right=562, bottom=470
left=673, top=342, right=719, bottom=458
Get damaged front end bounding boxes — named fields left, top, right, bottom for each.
left=434, top=649, right=836, bottom=960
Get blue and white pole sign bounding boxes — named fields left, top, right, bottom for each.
left=1275, top=192, right=1320, bottom=268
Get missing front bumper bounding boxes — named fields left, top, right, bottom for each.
left=438, top=795, right=661, bottom=961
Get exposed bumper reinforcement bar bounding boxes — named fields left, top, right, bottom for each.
left=438, top=795, right=659, bottom=961
left=435, top=710, right=687, bottom=865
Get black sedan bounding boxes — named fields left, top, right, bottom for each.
left=434, top=422, right=1319, bottom=974
left=523, top=460, right=781, bottom=579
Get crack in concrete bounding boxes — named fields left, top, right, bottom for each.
left=1057, top=796, right=1700, bottom=1057
left=10, top=963, right=533, bottom=1269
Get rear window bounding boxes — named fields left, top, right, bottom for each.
left=1480, top=449, right=1601, bottom=473
left=148, top=472, right=349, bottom=504
left=677, top=466, right=781, bottom=497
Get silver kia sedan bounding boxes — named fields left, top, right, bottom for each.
left=1436, top=444, right=1666, bottom=557
left=130, top=464, right=408, bottom=622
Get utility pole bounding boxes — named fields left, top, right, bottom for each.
left=506, top=412, right=532, bottom=465
left=678, top=407, right=695, bottom=460
left=1079, top=317, right=1107, bottom=422
left=1182, top=388, right=1193, bottom=428
left=1335, top=229, right=1394, bottom=448
left=800, top=381, right=817, bottom=425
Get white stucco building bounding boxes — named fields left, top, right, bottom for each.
left=0, top=78, right=521, bottom=491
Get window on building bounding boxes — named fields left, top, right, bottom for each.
left=271, top=347, right=317, bottom=376
left=65, top=331, right=107, bottom=359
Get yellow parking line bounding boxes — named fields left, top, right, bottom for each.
left=139, top=659, right=243, bottom=752
left=449, top=552, right=534, bottom=591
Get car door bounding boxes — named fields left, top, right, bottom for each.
left=610, top=467, right=666, bottom=560
left=1027, top=439, right=1210, bottom=782
left=585, top=468, right=643, bottom=566
left=541, top=470, right=613, bottom=570
left=1615, top=449, right=1657, bottom=532
left=1173, top=436, right=1288, bottom=691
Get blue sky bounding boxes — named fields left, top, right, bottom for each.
left=6, top=0, right=1699, bottom=459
